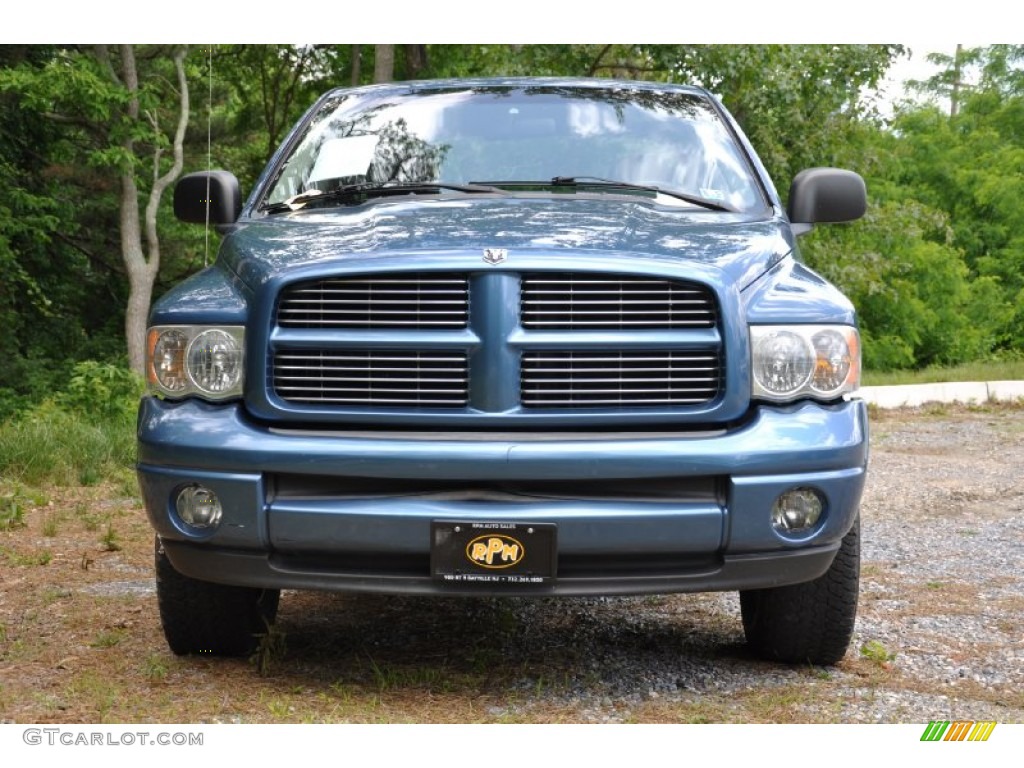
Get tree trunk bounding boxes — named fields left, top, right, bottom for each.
left=115, top=45, right=190, bottom=376
left=405, top=44, right=427, bottom=79
left=950, top=43, right=963, bottom=118
left=351, top=44, right=362, bottom=86
left=374, top=44, right=395, bottom=83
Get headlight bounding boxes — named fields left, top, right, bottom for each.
left=751, top=325, right=859, bottom=402
left=147, top=326, right=245, bottom=400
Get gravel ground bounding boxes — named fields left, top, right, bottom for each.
left=258, top=403, right=1024, bottom=723
left=2, top=403, right=1022, bottom=724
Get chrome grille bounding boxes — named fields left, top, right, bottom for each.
left=277, top=273, right=468, bottom=328
left=521, top=350, right=721, bottom=407
left=521, top=273, right=716, bottom=329
left=273, top=350, right=468, bottom=407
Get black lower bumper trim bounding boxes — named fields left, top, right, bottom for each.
left=161, top=539, right=841, bottom=597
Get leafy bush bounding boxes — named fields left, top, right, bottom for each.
left=59, top=361, right=143, bottom=424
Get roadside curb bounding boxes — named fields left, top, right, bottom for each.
left=859, top=380, right=1024, bottom=409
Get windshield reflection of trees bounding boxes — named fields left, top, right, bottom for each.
left=366, top=118, right=449, bottom=183
left=294, top=108, right=451, bottom=192
left=281, top=85, right=728, bottom=200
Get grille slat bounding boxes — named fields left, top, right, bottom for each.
left=278, top=273, right=469, bottom=329
left=521, top=273, right=716, bottom=329
left=521, top=350, right=722, bottom=408
left=273, top=350, right=468, bottom=407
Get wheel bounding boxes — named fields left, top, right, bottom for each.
left=739, top=516, right=860, bottom=665
left=155, top=537, right=280, bottom=656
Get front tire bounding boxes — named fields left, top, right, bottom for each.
left=739, top=516, right=860, bottom=665
left=155, top=537, right=280, bottom=656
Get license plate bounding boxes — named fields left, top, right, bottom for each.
left=430, top=521, right=557, bottom=585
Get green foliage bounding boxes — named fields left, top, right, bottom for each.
left=0, top=47, right=139, bottom=416
left=1, top=43, right=1023, bottom=391
left=802, top=45, right=1024, bottom=370
left=59, top=361, right=143, bottom=423
left=803, top=199, right=999, bottom=370
left=0, top=491, right=27, bottom=531
left=0, top=362, right=138, bottom=486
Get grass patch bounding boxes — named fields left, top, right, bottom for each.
left=251, top=622, right=288, bottom=677
left=0, top=403, right=135, bottom=487
left=141, top=654, right=170, bottom=682
left=41, top=511, right=60, bottom=537
left=90, top=629, right=126, bottom=649
left=77, top=502, right=102, bottom=532
left=99, top=523, right=121, bottom=552
left=0, top=363, right=140, bottom=489
left=0, top=546, right=52, bottom=567
left=863, top=359, right=1024, bottom=387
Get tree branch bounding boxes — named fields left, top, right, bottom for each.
left=143, top=45, right=189, bottom=278
left=94, top=45, right=121, bottom=85
left=586, top=44, right=613, bottom=77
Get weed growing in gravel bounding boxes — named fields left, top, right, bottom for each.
left=328, top=680, right=353, bottom=703
left=860, top=640, right=896, bottom=666
left=1, top=547, right=52, bottom=567
left=251, top=621, right=287, bottom=676
left=77, top=502, right=102, bottom=532
left=266, top=699, right=293, bottom=719
left=41, top=511, right=59, bottom=537
left=99, top=524, right=121, bottom=552
left=41, top=588, right=70, bottom=605
left=142, top=654, right=169, bottom=682
left=921, top=402, right=952, bottom=417
left=66, top=670, right=119, bottom=722
left=0, top=502, right=25, bottom=531
left=91, top=629, right=126, bottom=648
left=0, top=487, right=29, bottom=531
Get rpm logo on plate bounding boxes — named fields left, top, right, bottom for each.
left=466, top=534, right=525, bottom=569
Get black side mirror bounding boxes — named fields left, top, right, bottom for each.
left=173, top=171, right=242, bottom=225
left=787, top=168, right=867, bottom=225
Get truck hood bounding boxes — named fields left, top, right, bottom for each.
left=221, top=195, right=794, bottom=290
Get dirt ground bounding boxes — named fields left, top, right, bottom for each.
left=1, top=402, right=1022, bottom=724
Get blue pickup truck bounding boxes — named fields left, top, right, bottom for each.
left=139, top=77, right=868, bottom=665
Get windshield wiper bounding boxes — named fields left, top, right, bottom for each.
left=469, top=176, right=735, bottom=212
left=260, top=182, right=506, bottom=213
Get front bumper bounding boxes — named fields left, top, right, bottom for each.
left=138, top=396, right=868, bottom=596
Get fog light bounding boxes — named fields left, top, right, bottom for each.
left=771, top=488, right=824, bottom=534
left=175, top=485, right=223, bottom=529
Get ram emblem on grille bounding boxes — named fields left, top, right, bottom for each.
left=483, top=248, right=507, bottom=265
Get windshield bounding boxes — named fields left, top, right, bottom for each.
left=263, top=84, right=766, bottom=212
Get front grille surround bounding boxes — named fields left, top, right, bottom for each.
left=265, top=268, right=730, bottom=422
